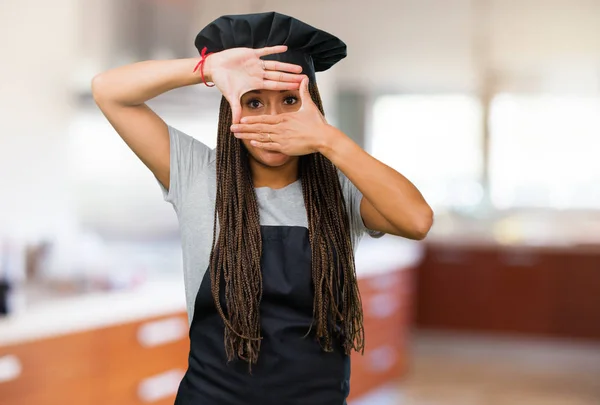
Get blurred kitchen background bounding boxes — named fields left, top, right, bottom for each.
left=1, top=0, right=600, bottom=404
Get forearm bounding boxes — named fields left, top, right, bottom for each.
left=92, top=58, right=204, bottom=106
left=319, top=126, right=433, bottom=236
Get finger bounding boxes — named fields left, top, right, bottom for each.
left=238, top=115, right=283, bottom=125
left=255, top=45, right=288, bottom=57
left=261, top=80, right=301, bottom=91
left=262, top=70, right=304, bottom=83
left=231, top=123, right=275, bottom=134
left=233, top=132, right=270, bottom=141
left=263, top=60, right=303, bottom=74
left=299, top=76, right=310, bottom=105
left=230, top=102, right=242, bottom=125
left=250, top=140, right=282, bottom=152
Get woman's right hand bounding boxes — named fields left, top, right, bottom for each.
left=204, top=45, right=304, bottom=123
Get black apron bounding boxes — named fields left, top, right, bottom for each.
left=175, top=226, right=350, bottom=405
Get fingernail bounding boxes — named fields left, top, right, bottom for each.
left=230, top=125, right=238, bottom=131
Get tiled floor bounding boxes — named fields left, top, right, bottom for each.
left=398, top=331, right=600, bottom=405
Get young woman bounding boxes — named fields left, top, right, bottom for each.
left=93, top=11, right=432, bottom=405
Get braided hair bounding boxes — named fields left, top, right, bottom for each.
left=208, top=83, right=364, bottom=366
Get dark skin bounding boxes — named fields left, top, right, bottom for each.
left=91, top=46, right=304, bottom=195
left=239, top=89, right=302, bottom=189
left=234, top=78, right=434, bottom=240
left=92, top=44, right=432, bottom=240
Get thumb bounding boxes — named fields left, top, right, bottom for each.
left=299, top=76, right=311, bottom=106
left=230, top=100, right=242, bottom=124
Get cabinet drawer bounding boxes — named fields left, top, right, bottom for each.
left=360, top=295, right=407, bottom=391
left=0, top=330, right=95, bottom=399
left=100, top=313, right=189, bottom=371
left=98, top=313, right=189, bottom=405
left=349, top=270, right=411, bottom=400
left=360, top=268, right=412, bottom=342
left=350, top=339, right=404, bottom=400
left=2, top=375, right=96, bottom=405
left=103, top=368, right=186, bottom=405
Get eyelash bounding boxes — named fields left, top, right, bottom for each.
left=246, top=96, right=298, bottom=109
left=247, top=99, right=262, bottom=109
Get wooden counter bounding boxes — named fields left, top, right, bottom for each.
left=0, top=313, right=189, bottom=405
left=349, top=267, right=413, bottom=400
left=0, top=236, right=422, bottom=404
left=414, top=241, right=600, bottom=340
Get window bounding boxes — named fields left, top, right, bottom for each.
left=489, top=94, right=600, bottom=209
left=370, top=94, right=483, bottom=211
left=68, top=108, right=218, bottom=235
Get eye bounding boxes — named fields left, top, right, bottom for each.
left=283, top=96, right=298, bottom=105
left=246, top=99, right=263, bottom=109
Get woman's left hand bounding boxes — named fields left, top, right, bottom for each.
left=230, top=77, right=330, bottom=156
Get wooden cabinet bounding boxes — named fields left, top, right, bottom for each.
left=552, top=251, right=600, bottom=339
left=415, top=246, right=500, bottom=330
left=490, top=248, right=558, bottom=334
left=1, top=267, right=414, bottom=405
left=98, top=314, right=190, bottom=405
left=415, top=243, right=600, bottom=340
left=0, top=313, right=189, bottom=405
left=0, top=330, right=97, bottom=405
left=349, top=268, right=413, bottom=400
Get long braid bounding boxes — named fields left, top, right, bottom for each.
left=302, top=84, right=364, bottom=354
left=210, top=84, right=365, bottom=367
left=210, top=96, right=263, bottom=364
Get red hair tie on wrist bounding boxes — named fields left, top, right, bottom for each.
left=193, top=46, right=215, bottom=87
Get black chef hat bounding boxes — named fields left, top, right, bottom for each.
left=194, top=12, right=347, bottom=83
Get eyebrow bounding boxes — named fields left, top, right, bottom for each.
left=245, top=90, right=291, bottom=95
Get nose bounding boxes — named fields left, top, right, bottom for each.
left=265, top=100, right=285, bottom=116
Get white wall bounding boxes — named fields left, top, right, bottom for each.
left=0, top=0, right=80, bottom=242
left=176, top=0, right=600, bottom=93
left=74, top=0, right=600, bottom=93
left=3, top=0, right=600, bottom=242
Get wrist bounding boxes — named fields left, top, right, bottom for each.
left=318, top=125, right=360, bottom=167
left=187, top=58, right=204, bottom=85
left=203, top=54, right=214, bottom=83
left=317, top=124, right=342, bottom=156
left=190, top=52, right=215, bottom=85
